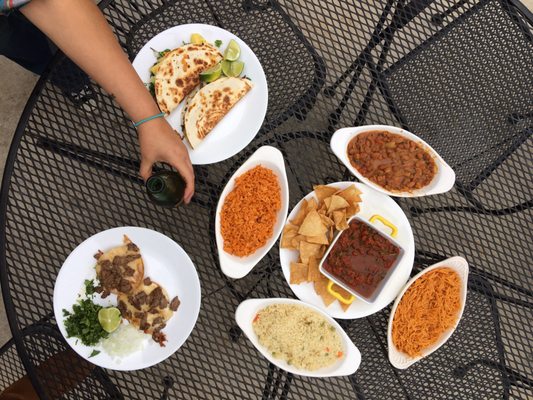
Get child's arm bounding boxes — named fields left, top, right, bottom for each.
left=21, top=0, right=195, bottom=203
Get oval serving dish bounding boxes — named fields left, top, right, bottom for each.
left=387, top=256, right=469, bottom=369
left=235, top=298, right=361, bottom=377
left=215, top=146, right=289, bottom=279
left=330, top=125, right=455, bottom=197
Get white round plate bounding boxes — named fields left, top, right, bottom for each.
left=279, top=182, right=415, bottom=319
left=235, top=298, right=361, bottom=377
left=387, top=256, right=469, bottom=369
left=216, top=146, right=289, bottom=279
left=331, top=125, right=456, bottom=197
left=53, top=227, right=201, bottom=371
left=132, top=23, right=268, bottom=165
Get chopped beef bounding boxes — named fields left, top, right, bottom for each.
left=149, top=308, right=159, bottom=314
left=112, top=254, right=141, bottom=267
left=159, top=295, right=168, bottom=309
left=152, top=331, right=167, bottom=346
left=143, top=277, right=152, bottom=286
left=118, top=279, right=132, bottom=293
left=123, top=266, right=135, bottom=277
left=94, top=285, right=103, bottom=294
left=127, top=242, right=139, bottom=252
left=152, top=316, right=164, bottom=326
left=139, top=313, right=149, bottom=331
left=98, top=262, right=122, bottom=291
left=129, top=294, right=142, bottom=310
left=101, top=289, right=110, bottom=299
left=134, top=311, right=144, bottom=319
left=169, top=296, right=180, bottom=311
left=148, top=287, right=164, bottom=308
left=117, top=300, right=127, bottom=316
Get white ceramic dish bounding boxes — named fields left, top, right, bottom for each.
left=279, top=182, right=414, bottom=319
left=235, top=298, right=361, bottom=377
left=387, top=256, right=469, bottom=369
left=319, top=215, right=405, bottom=304
left=53, top=227, right=201, bottom=371
left=132, top=23, right=268, bottom=165
left=215, top=146, right=289, bottom=279
left=330, top=125, right=455, bottom=197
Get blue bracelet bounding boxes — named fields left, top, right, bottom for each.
left=132, top=112, right=165, bottom=128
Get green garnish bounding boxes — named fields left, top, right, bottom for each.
left=63, top=298, right=109, bottom=346
left=89, top=349, right=101, bottom=358
left=158, top=49, right=170, bottom=59
left=214, top=39, right=223, bottom=47
left=84, top=279, right=95, bottom=296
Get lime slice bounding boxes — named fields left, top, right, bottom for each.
left=190, top=33, right=206, bottom=45
left=224, top=39, right=241, bottom=61
left=222, top=60, right=245, bottom=77
left=200, top=63, right=222, bottom=82
left=98, top=307, right=122, bottom=333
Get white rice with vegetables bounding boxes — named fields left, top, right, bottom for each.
left=252, top=304, right=344, bottom=370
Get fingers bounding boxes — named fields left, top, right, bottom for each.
left=169, top=154, right=195, bottom=204
left=139, top=158, right=153, bottom=182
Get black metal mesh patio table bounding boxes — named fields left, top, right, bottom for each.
left=1, top=0, right=532, bottom=399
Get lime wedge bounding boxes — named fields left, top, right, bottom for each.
left=200, top=63, right=223, bottom=82
left=224, top=39, right=241, bottom=61
left=98, top=307, right=121, bottom=333
left=222, top=60, right=245, bottom=77
left=190, top=33, right=206, bottom=45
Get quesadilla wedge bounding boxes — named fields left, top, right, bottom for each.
left=154, top=43, right=223, bottom=114
left=184, top=77, right=253, bottom=148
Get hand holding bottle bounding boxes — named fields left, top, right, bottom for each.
left=138, top=118, right=195, bottom=204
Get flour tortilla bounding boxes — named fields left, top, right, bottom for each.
left=154, top=43, right=222, bottom=114
left=184, top=77, right=253, bottom=148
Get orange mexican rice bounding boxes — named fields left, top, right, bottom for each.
left=221, top=165, right=281, bottom=257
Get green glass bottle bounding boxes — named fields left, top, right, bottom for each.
left=145, top=171, right=185, bottom=208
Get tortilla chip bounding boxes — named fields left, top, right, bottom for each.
left=332, top=210, right=349, bottom=230
left=340, top=301, right=352, bottom=311
left=319, top=214, right=334, bottom=228
left=314, top=185, right=338, bottom=203
left=299, top=211, right=327, bottom=236
left=290, top=199, right=308, bottom=226
left=307, top=257, right=322, bottom=282
left=290, top=262, right=308, bottom=284
left=328, top=195, right=349, bottom=213
left=306, top=232, right=330, bottom=245
left=281, top=224, right=298, bottom=249
left=314, top=278, right=336, bottom=306
left=300, top=241, right=323, bottom=265
left=291, top=234, right=306, bottom=248
left=323, top=197, right=332, bottom=211
left=336, top=185, right=362, bottom=206
left=306, top=198, right=318, bottom=212
left=345, top=204, right=360, bottom=218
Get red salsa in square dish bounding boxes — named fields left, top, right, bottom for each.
left=322, top=219, right=401, bottom=299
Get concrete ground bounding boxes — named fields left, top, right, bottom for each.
left=0, top=0, right=532, bottom=355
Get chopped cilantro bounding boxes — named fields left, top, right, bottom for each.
left=158, top=49, right=170, bottom=59
left=89, top=349, right=101, bottom=358
left=63, top=298, right=108, bottom=346
left=84, top=279, right=95, bottom=296
left=214, top=39, right=223, bottom=47
left=182, top=41, right=188, bottom=45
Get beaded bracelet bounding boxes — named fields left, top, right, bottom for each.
left=132, top=112, right=165, bottom=128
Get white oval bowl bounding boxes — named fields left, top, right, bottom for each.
left=215, top=146, right=289, bottom=279
left=330, top=125, right=455, bottom=197
left=235, top=298, right=361, bottom=377
left=387, top=256, right=469, bottom=369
